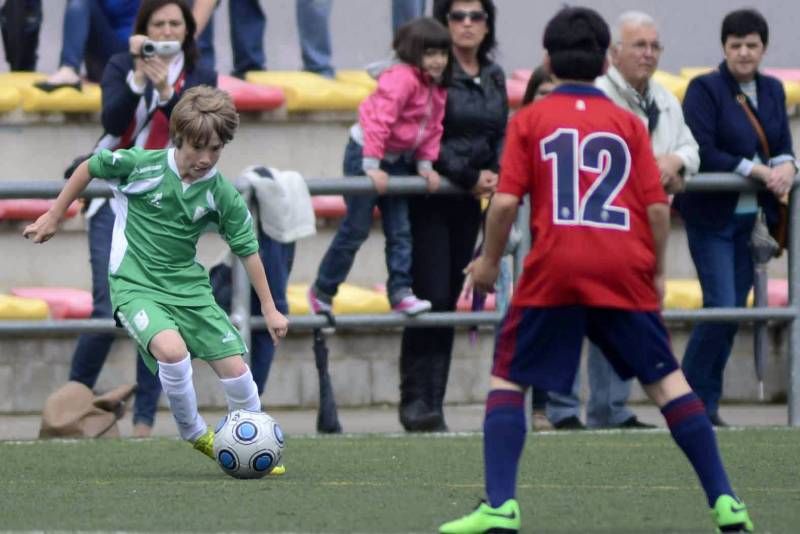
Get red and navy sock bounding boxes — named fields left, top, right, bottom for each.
left=661, top=392, right=734, bottom=507
left=483, top=389, right=526, bottom=508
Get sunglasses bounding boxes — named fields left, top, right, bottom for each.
left=447, top=10, right=488, bottom=23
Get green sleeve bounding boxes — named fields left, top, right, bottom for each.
left=215, top=178, right=259, bottom=257
left=88, top=147, right=142, bottom=184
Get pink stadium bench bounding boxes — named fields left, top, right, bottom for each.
left=0, top=200, right=80, bottom=221
left=217, top=75, right=285, bottom=112
left=311, top=195, right=380, bottom=219
left=10, top=287, right=92, bottom=319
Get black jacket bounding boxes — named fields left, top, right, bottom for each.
left=434, top=60, right=508, bottom=190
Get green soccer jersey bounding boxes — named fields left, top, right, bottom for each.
left=88, top=147, right=258, bottom=307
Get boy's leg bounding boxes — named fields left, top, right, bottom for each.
left=149, top=330, right=207, bottom=442
left=644, top=371, right=752, bottom=531
left=209, top=355, right=261, bottom=413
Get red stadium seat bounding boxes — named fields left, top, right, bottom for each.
left=10, top=287, right=92, bottom=319
left=507, top=78, right=528, bottom=108
left=217, top=74, right=285, bottom=112
left=767, top=279, right=788, bottom=307
left=512, top=69, right=533, bottom=82
left=311, top=195, right=380, bottom=219
left=0, top=199, right=80, bottom=221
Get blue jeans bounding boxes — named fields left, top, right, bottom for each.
left=545, top=343, right=635, bottom=427
left=68, top=202, right=161, bottom=427
left=250, top=231, right=294, bottom=395
left=198, top=0, right=333, bottom=77
left=59, top=0, right=130, bottom=82
left=586, top=343, right=634, bottom=427
left=314, top=138, right=414, bottom=305
left=392, top=0, right=426, bottom=32
left=682, top=214, right=755, bottom=417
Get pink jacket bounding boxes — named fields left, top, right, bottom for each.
left=358, top=63, right=447, bottom=165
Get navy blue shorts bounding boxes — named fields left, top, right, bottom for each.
left=492, top=305, right=679, bottom=394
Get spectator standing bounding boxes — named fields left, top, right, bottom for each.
left=66, top=0, right=216, bottom=438
left=440, top=8, right=754, bottom=533
left=192, top=0, right=334, bottom=78
left=0, top=0, right=41, bottom=71
left=676, top=8, right=796, bottom=426
left=37, top=0, right=140, bottom=88
left=307, top=17, right=451, bottom=322
left=398, top=0, right=507, bottom=432
left=539, top=10, right=701, bottom=431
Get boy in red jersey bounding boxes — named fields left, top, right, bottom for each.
left=439, top=7, right=753, bottom=534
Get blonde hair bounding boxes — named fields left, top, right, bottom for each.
left=170, top=85, right=239, bottom=148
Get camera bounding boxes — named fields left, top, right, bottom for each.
left=140, top=40, right=181, bottom=58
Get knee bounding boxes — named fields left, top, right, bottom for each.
left=148, top=331, right=189, bottom=364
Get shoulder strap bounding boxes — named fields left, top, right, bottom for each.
left=735, top=93, right=770, bottom=159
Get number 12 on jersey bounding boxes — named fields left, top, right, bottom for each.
left=541, top=128, right=632, bottom=230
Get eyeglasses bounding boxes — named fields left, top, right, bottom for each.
left=447, top=10, right=488, bottom=23
left=624, top=40, right=664, bottom=54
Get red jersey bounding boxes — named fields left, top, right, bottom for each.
left=498, top=85, right=668, bottom=310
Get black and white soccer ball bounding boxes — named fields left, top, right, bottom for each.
left=213, top=409, right=285, bottom=479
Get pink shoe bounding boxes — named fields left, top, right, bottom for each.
left=392, top=294, right=432, bottom=316
left=307, top=287, right=332, bottom=314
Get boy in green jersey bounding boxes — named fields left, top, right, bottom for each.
left=25, top=86, right=290, bottom=467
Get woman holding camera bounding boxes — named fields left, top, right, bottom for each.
left=66, top=0, right=216, bottom=438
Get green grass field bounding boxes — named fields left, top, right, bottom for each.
left=1, top=428, right=798, bottom=533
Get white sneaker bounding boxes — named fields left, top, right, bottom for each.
left=392, top=295, right=432, bottom=316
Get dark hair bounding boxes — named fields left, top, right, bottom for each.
left=521, top=65, right=554, bottom=106
left=134, top=0, right=198, bottom=70
left=721, top=8, right=769, bottom=46
left=393, top=17, right=451, bottom=81
left=543, top=7, right=609, bottom=81
left=433, top=0, right=498, bottom=64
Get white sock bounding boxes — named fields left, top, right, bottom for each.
left=158, top=354, right=207, bottom=441
left=220, top=365, right=262, bottom=412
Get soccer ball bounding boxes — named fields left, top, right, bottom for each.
left=213, top=409, right=285, bottom=479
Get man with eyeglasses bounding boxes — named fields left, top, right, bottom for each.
left=543, top=10, right=700, bottom=432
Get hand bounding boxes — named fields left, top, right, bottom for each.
left=366, top=168, right=389, bottom=195
left=462, top=255, right=499, bottom=297
left=471, top=169, right=498, bottom=198
left=419, top=168, right=441, bottom=193
left=140, top=55, right=170, bottom=98
left=750, top=163, right=772, bottom=183
left=129, top=34, right=148, bottom=56
left=22, top=211, right=60, bottom=243
left=765, top=162, right=796, bottom=198
left=662, top=173, right=685, bottom=194
left=263, top=307, right=289, bottom=346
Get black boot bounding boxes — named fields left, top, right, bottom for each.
left=428, top=351, right=452, bottom=432
left=399, top=333, right=439, bottom=432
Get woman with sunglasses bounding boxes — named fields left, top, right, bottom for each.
left=398, top=0, right=508, bottom=432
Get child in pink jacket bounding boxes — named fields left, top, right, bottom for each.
left=309, top=17, right=450, bottom=316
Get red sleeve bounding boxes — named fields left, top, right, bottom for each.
left=496, top=112, right=532, bottom=199
left=629, top=117, right=668, bottom=206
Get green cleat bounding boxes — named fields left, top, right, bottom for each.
left=439, top=499, right=520, bottom=534
left=191, top=428, right=215, bottom=460
left=268, top=464, right=286, bottom=476
left=712, top=494, right=754, bottom=532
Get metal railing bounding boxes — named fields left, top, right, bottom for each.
left=1, top=174, right=798, bottom=425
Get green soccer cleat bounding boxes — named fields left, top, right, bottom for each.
left=191, top=428, right=215, bottom=460
left=712, top=494, right=754, bottom=533
left=268, top=464, right=286, bottom=476
left=439, top=499, right=520, bottom=534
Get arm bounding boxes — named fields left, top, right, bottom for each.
left=464, top=193, right=519, bottom=294
left=23, top=161, right=93, bottom=243
left=101, top=55, right=144, bottom=135
left=360, top=66, right=413, bottom=166
left=647, top=203, right=670, bottom=303
left=192, top=0, right=217, bottom=37
left=241, top=253, right=289, bottom=345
